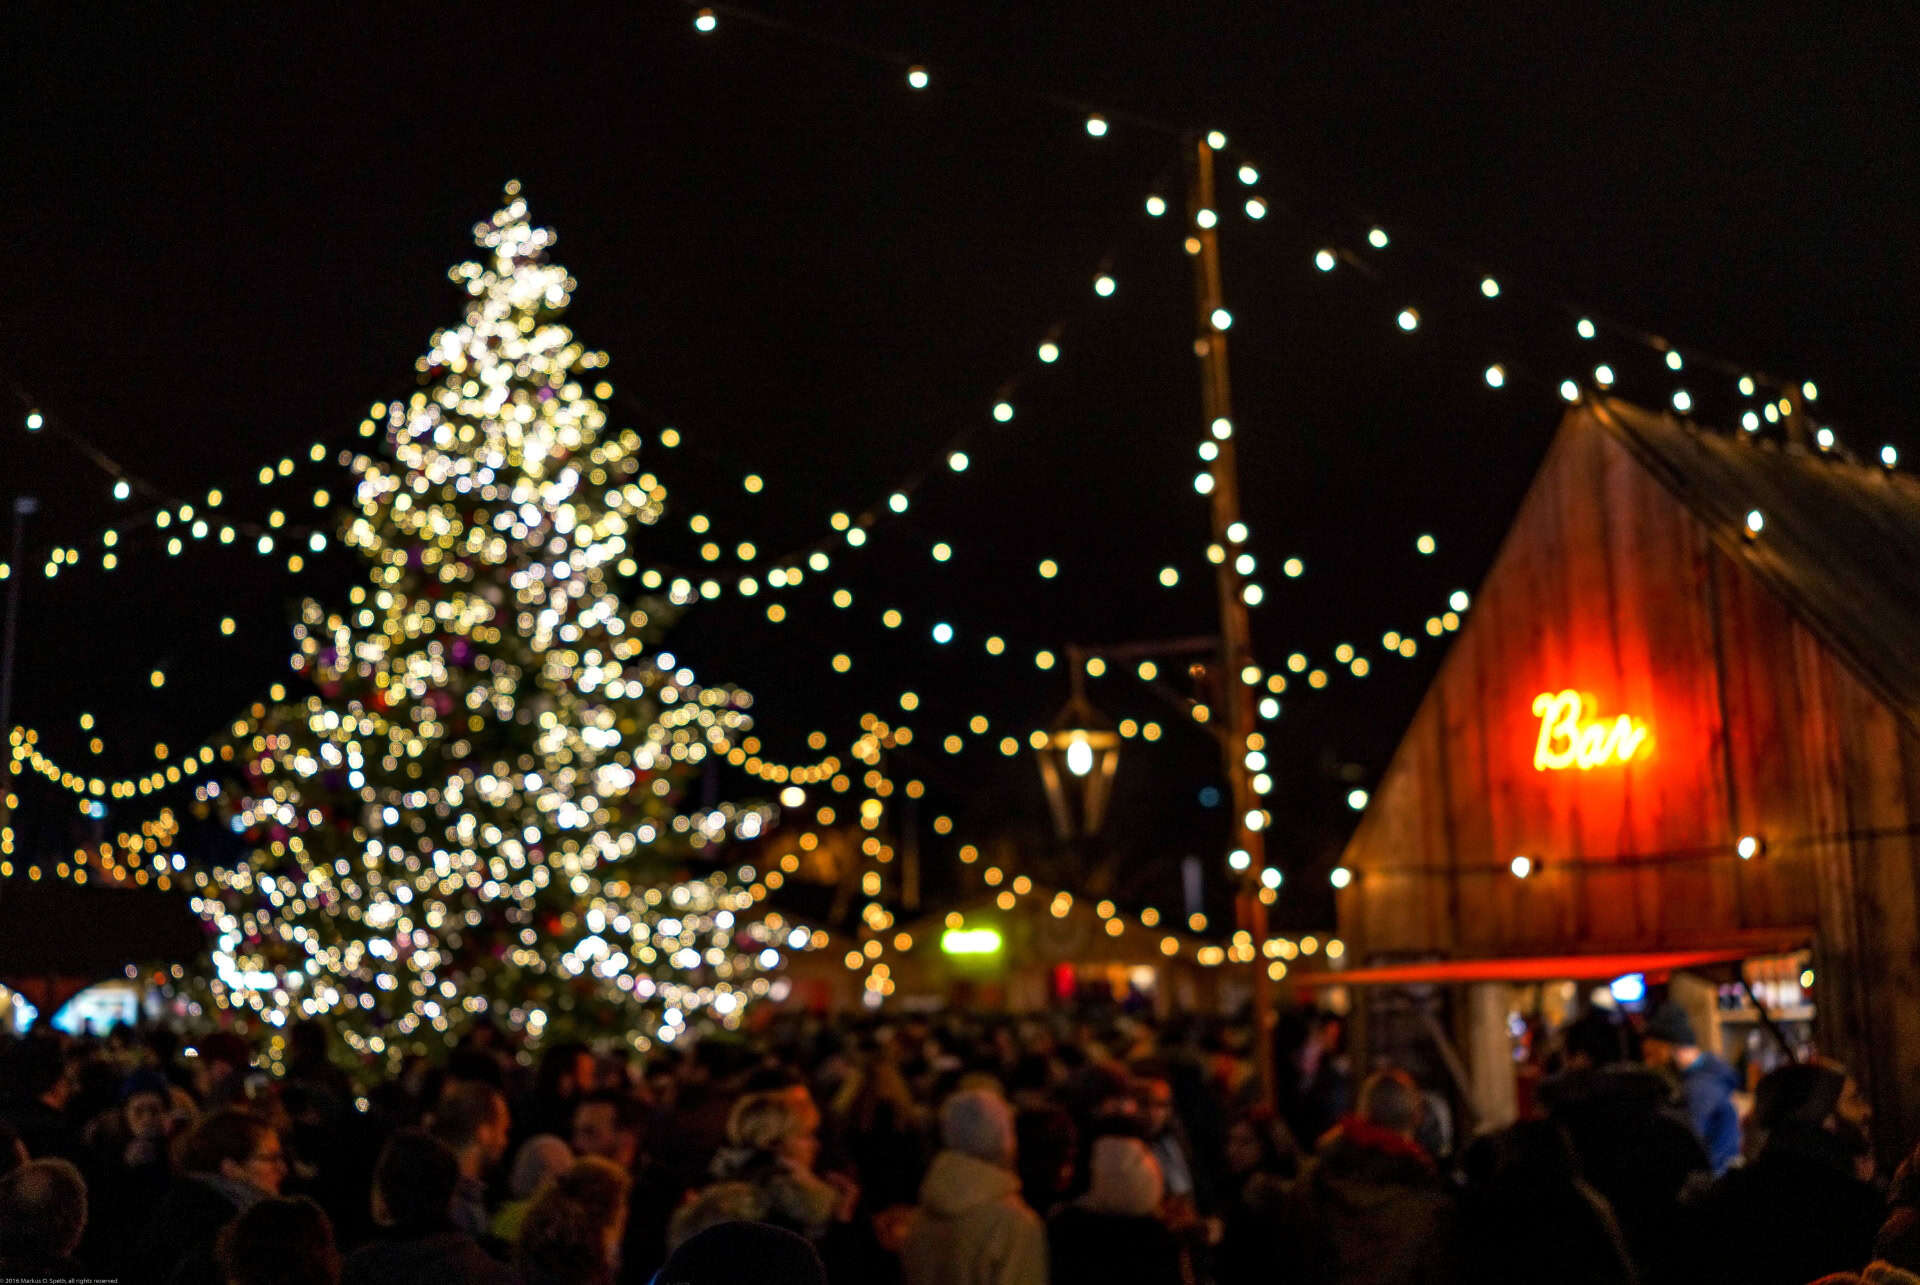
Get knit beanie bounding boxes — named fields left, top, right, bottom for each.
left=1079, top=1136, right=1164, bottom=1217
left=655, top=1220, right=827, bottom=1285
left=508, top=1134, right=574, bottom=1200
left=1642, top=1002, right=1697, bottom=1047
left=121, top=1069, right=173, bottom=1103
left=1753, top=1062, right=1846, bottom=1130
left=940, top=1089, right=1016, bottom=1168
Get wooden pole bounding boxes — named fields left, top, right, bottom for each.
left=1186, top=135, right=1277, bottom=1108
left=0, top=496, right=37, bottom=858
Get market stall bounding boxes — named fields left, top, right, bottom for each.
left=1297, top=397, right=1920, bottom=1164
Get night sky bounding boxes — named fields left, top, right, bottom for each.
left=4, top=2, right=1913, bottom=928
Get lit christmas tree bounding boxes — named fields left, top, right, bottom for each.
left=189, top=186, right=795, bottom=1064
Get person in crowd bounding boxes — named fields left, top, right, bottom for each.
left=572, top=1092, right=643, bottom=1172
left=215, top=1195, right=341, bottom=1285
left=81, top=1068, right=180, bottom=1259
left=1878, top=1141, right=1920, bottom=1272
left=834, top=1052, right=931, bottom=1208
left=341, top=1127, right=512, bottom=1285
left=0, top=1120, right=27, bottom=1180
left=1212, top=1106, right=1299, bottom=1284
left=1134, top=1071, right=1202, bottom=1210
left=133, top=1106, right=286, bottom=1285
left=515, top=1156, right=631, bottom=1285
left=656, top=1220, right=829, bottom=1285
left=525, top=1044, right=595, bottom=1145
left=1540, top=1008, right=1709, bottom=1281
left=492, top=1133, right=574, bottom=1243
left=1457, top=1119, right=1635, bottom=1285
left=284, top=1021, right=354, bottom=1115
left=1047, top=1134, right=1191, bottom=1285
left=0, top=1156, right=89, bottom=1278
left=1014, top=1106, right=1076, bottom=1219
left=1289, top=1013, right=1353, bottom=1146
left=572, top=1091, right=676, bottom=1281
left=0, top=1036, right=81, bottom=1163
left=666, top=1183, right=766, bottom=1255
left=707, top=1090, right=849, bottom=1242
left=1641, top=1002, right=1740, bottom=1175
left=189, top=1034, right=257, bottom=1111
left=902, top=1088, right=1047, bottom=1285
left=1272, top=1068, right=1456, bottom=1285
left=429, top=1081, right=512, bottom=1239
left=1680, top=1060, right=1883, bottom=1285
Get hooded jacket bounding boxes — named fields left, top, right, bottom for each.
left=1276, top=1118, right=1457, bottom=1285
left=1540, top=1063, right=1709, bottom=1279
left=1677, top=1053, right=1741, bottom=1176
left=1047, top=1137, right=1190, bottom=1285
left=340, top=1226, right=515, bottom=1285
left=1680, top=1122, right=1883, bottom=1285
left=903, top=1150, right=1047, bottom=1285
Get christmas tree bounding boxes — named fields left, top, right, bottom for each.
left=188, top=186, right=791, bottom=1065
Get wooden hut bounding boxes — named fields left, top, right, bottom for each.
left=1300, top=397, right=1920, bottom=1160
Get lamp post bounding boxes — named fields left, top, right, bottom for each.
left=1187, top=133, right=1277, bottom=1109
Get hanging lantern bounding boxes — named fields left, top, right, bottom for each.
left=1035, top=649, right=1121, bottom=840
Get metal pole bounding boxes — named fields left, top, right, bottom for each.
left=1186, top=135, right=1277, bottom=1108
left=0, top=496, right=37, bottom=843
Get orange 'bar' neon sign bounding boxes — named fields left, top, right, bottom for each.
left=1531, top=690, right=1649, bottom=771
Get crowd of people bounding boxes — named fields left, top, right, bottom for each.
left=1, top=998, right=1916, bottom=1285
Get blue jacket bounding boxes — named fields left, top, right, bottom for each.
left=1680, top=1053, right=1741, bottom=1174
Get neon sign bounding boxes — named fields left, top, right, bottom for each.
left=1531, top=690, right=1649, bottom=771
left=941, top=927, right=1004, bottom=956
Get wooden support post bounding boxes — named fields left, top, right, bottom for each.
left=1187, top=133, right=1276, bottom=1108
left=1465, top=983, right=1519, bottom=1130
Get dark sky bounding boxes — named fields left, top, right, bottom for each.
left=3, top=2, right=1914, bottom=926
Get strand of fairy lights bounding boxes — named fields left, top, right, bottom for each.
left=673, top=1, right=1878, bottom=451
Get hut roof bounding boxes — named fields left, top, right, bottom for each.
left=1590, top=399, right=1920, bottom=735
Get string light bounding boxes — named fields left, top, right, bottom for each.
left=693, top=7, right=716, bottom=32
left=906, top=64, right=929, bottom=89
left=1085, top=113, right=1108, bottom=137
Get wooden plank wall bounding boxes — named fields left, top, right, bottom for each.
left=1339, top=405, right=1920, bottom=1152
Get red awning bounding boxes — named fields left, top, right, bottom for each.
left=1288, top=941, right=1808, bottom=990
